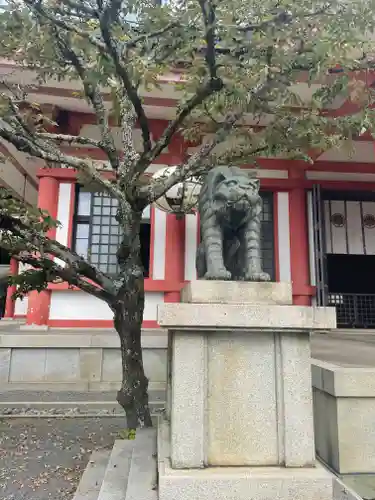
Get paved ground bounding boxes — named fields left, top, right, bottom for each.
left=0, top=417, right=127, bottom=500
left=1, top=328, right=375, bottom=500
left=311, top=331, right=375, bottom=366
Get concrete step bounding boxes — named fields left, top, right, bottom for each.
left=0, top=390, right=166, bottom=417
left=73, top=449, right=111, bottom=500
left=125, top=429, right=157, bottom=500
left=73, top=429, right=158, bottom=500
left=97, top=439, right=135, bottom=500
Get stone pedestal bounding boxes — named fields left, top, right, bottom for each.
left=157, top=281, right=337, bottom=500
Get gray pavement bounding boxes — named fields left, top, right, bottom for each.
left=1, top=327, right=375, bottom=500
left=0, top=417, right=126, bottom=500
left=311, top=331, right=375, bottom=367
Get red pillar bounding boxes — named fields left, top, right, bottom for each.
left=26, top=176, right=59, bottom=326
left=164, top=214, right=185, bottom=303
left=289, top=170, right=311, bottom=306
left=3, top=258, right=19, bottom=318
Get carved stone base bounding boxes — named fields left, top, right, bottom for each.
left=180, top=280, right=293, bottom=305
left=158, top=419, right=334, bottom=500
left=157, top=281, right=336, bottom=469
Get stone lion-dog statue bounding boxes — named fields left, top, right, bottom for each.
left=196, top=166, right=271, bottom=282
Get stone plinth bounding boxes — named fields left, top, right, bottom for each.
left=157, top=281, right=337, bottom=500
left=313, top=359, right=375, bottom=474
left=180, top=280, right=293, bottom=305
left=158, top=419, right=334, bottom=500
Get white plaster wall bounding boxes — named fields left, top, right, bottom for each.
left=307, top=191, right=316, bottom=287
left=54, top=182, right=72, bottom=267
left=324, top=200, right=375, bottom=255
left=152, top=207, right=167, bottom=280
left=307, top=171, right=375, bottom=182
left=49, top=290, right=164, bottom=321
left=307, top=191, right=318, bottom=306
left=276, top=192, right=292, bottom=282
left=55, top=183, right=72, bottom=247
left=184, top=214, right=198, bottom=280
left=14, top=262, right=29, bottom=316
left=14, top=296, right=28, bottom=316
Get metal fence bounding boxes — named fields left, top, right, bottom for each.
left=328, top=293, right=375, bottom=328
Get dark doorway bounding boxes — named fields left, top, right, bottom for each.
left=140, top=222, right=151, bottom=277
left=327, top=254, right=375, bottom=328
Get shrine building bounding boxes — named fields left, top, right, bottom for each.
left=2, top=61, right=375, bottom=331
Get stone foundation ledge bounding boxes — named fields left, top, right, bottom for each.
left=158, top=419, right=333, bottom=500
left=312, top=359, right=375, bottom=474
left=0, top=329, right=167, bottom=348
left=158, top=303, right=336, bottom=330
left=159, top=463, right=334, bottom=500
left=0, top=330, right=167, bottom=393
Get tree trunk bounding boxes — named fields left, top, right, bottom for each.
left=113, top=204, right=153, bottom=429
left=114, top=296, right=153, bottom=429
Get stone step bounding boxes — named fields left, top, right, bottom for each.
left=125, top=429, right=157, bottom=500
left=97, top=439, right=135, bottom=500
left=0, top=389, right=166, bottom=402
left=73, top=429, right=158, bottom=500
left=73, top=449, right=111, bottom=500
left=0, top=390, right=166, bottom=417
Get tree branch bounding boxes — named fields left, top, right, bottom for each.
left=0, top=126, right=121, bottom=199
left=53, top=33, right=121, bottom=172
left=98, top=8, right=152, bottom=155
left=140, top=112, right=241, bottom=203
left=102, top=0, right=123, bottom=24
left=24, top=0, right=106, bottom=51
left=136, top=80, right=223, bottom=174
left=125, top=22, right=180, bottom=50
left=199, top=0, right=218, bottom=80
left=58, top=0, right=99, bottom=18
left=134, top=0, right=222, bottom=175
left=36, top=132, right=103, bottom=148
left=0, top=206, right=117, bottom=298
left=14, top=253, right=114, bottom=303
left=239, top=4, right=333, bottom=32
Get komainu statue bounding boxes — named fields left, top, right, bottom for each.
left=196, top=166, right=271, bottom=282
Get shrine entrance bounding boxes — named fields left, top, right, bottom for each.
left=311, top=186, right=375, bottom=328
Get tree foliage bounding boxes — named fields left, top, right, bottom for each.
left=0, top=0, right=375, bottom=426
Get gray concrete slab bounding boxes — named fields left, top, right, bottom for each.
left=338, top=475, right=375, bottom=500
left=97, top=439, right=134, bottom=500
left=311, top=332, right=375, bottom=367
left=125, top=429, right=157, bottom=500
left=72, top=450, right=110, bottom=500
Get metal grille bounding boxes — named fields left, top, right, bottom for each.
left=89, top=192, right=121, bottom=275
left=328, top=293, right=375, bottom=328
left=260, top=192, right=275, bottom=281
left=73, top=188, right=151, bottom=276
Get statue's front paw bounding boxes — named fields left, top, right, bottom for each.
left=245, top=271, right=271, bottom=282
left=204, top=268, right=232, bottom=280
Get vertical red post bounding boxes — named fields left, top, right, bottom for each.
left=3, top=258, right=19, bottom=318
left=164, top=214, right=185, bottom=303
left=26, top=176, right=59, bottom=326
left=162, top=136, right=187, bottom=302
left=289, top=169, right=311, bottom=305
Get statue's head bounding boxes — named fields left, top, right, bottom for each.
left=211, top=168, right=261, bottom=217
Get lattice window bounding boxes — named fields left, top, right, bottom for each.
left=259, top=192, right=275, bottom=281
left=73, top=187, right=151, bottom=277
